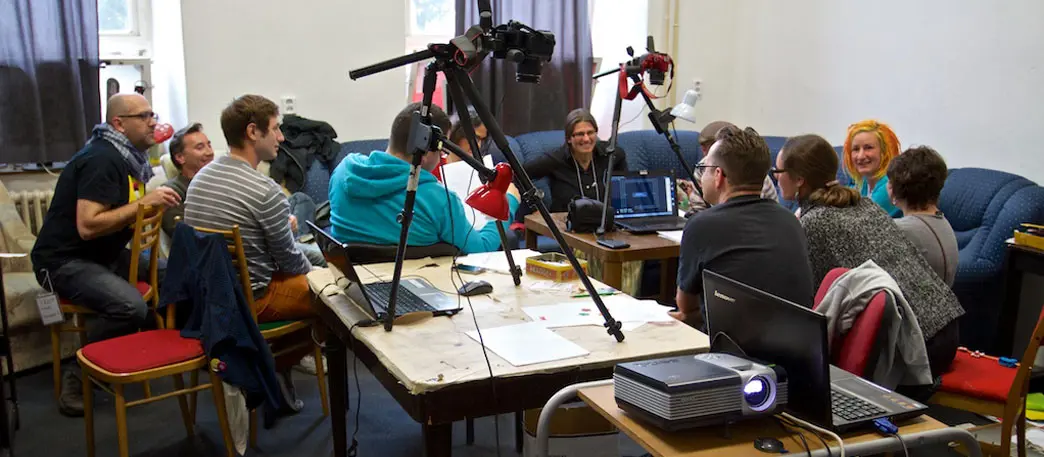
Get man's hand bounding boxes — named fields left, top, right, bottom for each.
left=288, top=215, right=298, bottom=233
left=140, top=187, right=181, bottom=208
left=506, top=183, right=520, bottom=201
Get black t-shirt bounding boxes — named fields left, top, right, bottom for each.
left=31, top=141, right=132, bottom=272
left=523, top=141, right=629, bottom=212
left=677, top=195, right=815, bottom=310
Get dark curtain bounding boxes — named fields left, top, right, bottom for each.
left=456, top=0, right=593, bottom=136
left=0, top=0, right=101, bottom=164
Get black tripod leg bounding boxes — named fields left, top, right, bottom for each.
left=446, top=66, right=624, bottom=342
left=443, top=70, right=522, bottom=285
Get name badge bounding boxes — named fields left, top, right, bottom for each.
left=36, top=292, right=64, bottom=326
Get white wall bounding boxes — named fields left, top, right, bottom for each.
left=181, top=0, right=407, bottom=153
left=659, top=0, right=1044, bottom=183
left=590, top=0, right=649, bottom=138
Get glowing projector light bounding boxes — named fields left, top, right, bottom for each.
left=614, top=353, right=787, bottom=431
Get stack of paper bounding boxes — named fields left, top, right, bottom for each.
left=456, top=249, right=542, bottom=274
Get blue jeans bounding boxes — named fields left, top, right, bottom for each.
left=287, top=192, right=317, bottom=236
left=36, top=250, right=161, bottom=344
left=288, top=193, right=326, bottom=267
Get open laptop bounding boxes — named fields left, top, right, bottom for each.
left=610, top=170, right=687, bottom=233
left=310, top=223, right=462, bottom=321
left=702, top=270, right=927, bottom=432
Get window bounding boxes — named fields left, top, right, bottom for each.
left=406, top=0, right=455, bottom=52
left=99, top=0, right=137, bottom=35
left=98, top=0, right=151, bottom=58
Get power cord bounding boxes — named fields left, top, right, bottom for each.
left=776, top=418, right=812, bottom=457
left=780, top=412, right=842, bottom=457
left=873, top=418, right=909, bottom=457
left=344, top=318, right=378, bottom=457
left=438, top=159, right=502, bottom=456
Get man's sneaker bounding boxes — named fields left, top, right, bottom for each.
left=58, top=370, right=84, bottom=417
left=294, top=354, right=328, bottom=376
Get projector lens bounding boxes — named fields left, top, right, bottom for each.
left=744, top=376, right=770, bottom=408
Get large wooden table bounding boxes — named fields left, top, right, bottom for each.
left=523, top=213, right=681, bottom=300
left=307, top=257, right=708, bottom=457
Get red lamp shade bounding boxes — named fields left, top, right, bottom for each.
left=153, top=123, right=174, bottom=143
left=466, top=162, right=513, bottom=221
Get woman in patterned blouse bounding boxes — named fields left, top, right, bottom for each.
left=774, top=133, right=964, bottom=378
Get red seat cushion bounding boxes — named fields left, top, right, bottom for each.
left=939, top=350, right=1017, bottom=403
left=60, top=281, right=152, bottom=306
left=81, top=330, right=204, bottom=374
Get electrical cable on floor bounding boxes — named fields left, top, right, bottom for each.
left=345, top=319, right=376, bottom=457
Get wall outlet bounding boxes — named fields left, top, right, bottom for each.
left=281, top=96, right=296, bottom=114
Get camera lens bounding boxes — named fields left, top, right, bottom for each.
left=743, top=376, right=771, bottom=408
left=515, top=59, right=542, bottom=83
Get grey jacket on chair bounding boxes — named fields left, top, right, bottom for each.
left=817, top=260, right=932, bottom=389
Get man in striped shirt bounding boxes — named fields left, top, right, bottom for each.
left=184, top=95, right=313, bottom=322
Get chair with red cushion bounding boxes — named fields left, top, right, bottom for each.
left=812, top=267, right=888, bottom=377
left=930, top=305, right=1044, bottom=457
left=77, top=306, right=236, bottom=457
left=49, top=205, right=166, bottom=403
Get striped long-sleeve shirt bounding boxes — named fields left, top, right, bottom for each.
left=184, top=155, right=311, bottom=292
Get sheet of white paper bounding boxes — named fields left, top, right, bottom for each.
left=526, top=280, right=577, bottom=293
left=523, top=297, right=674, bottom=328
left=441, top=156, right=496, bottom=230
left=457, top=249, right=542, bottom=274
left=658, top=230, right=683, bottom=243
left=523, top=302, right=603, bottom=328
left=466, top=322, right=590, bottom=367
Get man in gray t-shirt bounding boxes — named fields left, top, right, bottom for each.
left=887, top=146, right=959, bottom=286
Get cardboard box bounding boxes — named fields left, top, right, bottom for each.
left=522, top=402, right=618, bottom=457
left=526, top=253, right=588, bottom=282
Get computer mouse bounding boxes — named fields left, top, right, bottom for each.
left=753, top=437, right=786, bottom=454
left=458, top=280, right=493, bottom=297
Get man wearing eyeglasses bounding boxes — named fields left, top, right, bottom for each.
left=31, top=93, right=181, bottom=417
left=685, top=120, right=778, bottom=213
left=673, top=125, right=813, bottom=330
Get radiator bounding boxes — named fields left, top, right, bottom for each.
left=12, top=190, right=54, bottom=236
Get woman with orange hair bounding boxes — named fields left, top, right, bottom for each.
left=843, top=120, right=902, bottom=217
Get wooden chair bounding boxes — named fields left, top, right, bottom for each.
left=187, top=223, right=329, bottom=441
left=49, top=204, right=165, bottom=402
left=929, top=305, right=1044, bottom=457
left=75, top=207, right=236, bottom=457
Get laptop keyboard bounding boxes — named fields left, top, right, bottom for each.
left=365, top=282, right=434, bottom=315
left=831, top=390, right=887, bottom=422
left=619, top=216, right=686, bottom=232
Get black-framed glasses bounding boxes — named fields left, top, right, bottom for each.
left=118, top=111, right=159, bottom=122
left=770, top=168, right=785, bottom=175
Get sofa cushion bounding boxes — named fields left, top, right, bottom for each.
left=616, top=130, right=703, bottom=177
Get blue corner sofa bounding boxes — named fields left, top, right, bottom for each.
left=302, top=130, right=1044, bottom=349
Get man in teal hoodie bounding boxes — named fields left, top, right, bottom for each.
left=329, top=102, right=519, bottom=254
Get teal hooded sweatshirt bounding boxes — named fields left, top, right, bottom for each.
left=329, top=151, right=519, bottom=254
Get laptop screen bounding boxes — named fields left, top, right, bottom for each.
left=703, top=270, right=833, bottom=427
left=610, top=173, right=676, bottom=219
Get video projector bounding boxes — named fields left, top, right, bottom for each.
left=614, top=353, right=787, bottom=431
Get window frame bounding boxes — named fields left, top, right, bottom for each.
left=99, top=0, right=152, bottom=58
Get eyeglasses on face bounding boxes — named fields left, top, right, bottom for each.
left=571, top=130, right=597, bottom=139
left=118, top=111, right=159, bottom=122
left=770, top=168, right=786, bottom=175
